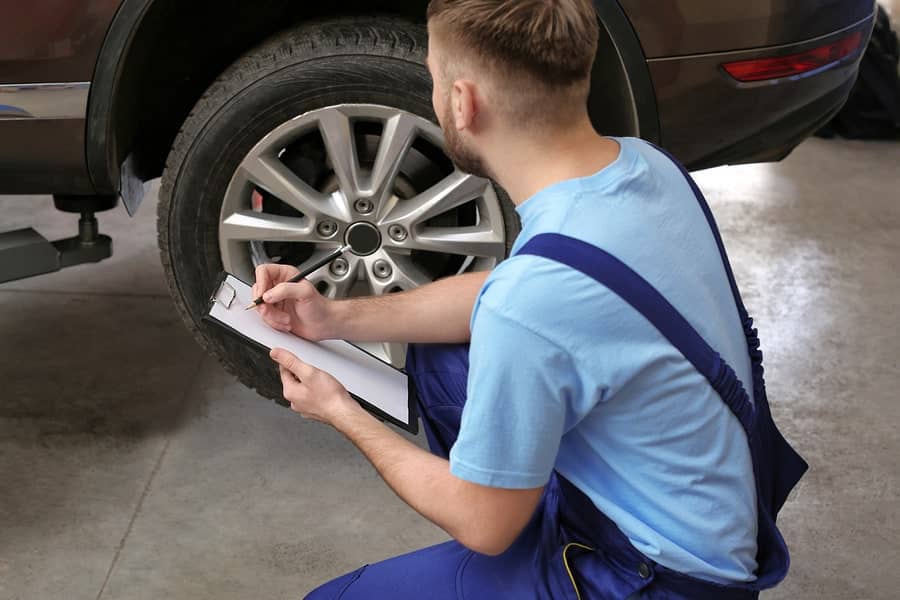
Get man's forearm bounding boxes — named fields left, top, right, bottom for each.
left=327, top=271, right=489, bottom=343
left=331, top=404, right=543, bottom=556
left=334, top=408, right=469, bottom=538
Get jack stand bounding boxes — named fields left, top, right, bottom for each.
left=53, top=211, right=113, bottom=268
left=0, top=209, right=113, bottom=284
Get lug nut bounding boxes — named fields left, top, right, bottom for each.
left=354, top=198, right=374, bottom=215
left=388, top=224, right=408, bottom=242
left=330, top=257, right=349, bottom=277
left=317, top=221, right=338, bottom=238
left=373, top=259, right=393, bottom=280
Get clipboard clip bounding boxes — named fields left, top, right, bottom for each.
left=210, top=280, right=236, bottom=309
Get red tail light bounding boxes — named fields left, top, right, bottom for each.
left=722, top=30, right=864, bottom=82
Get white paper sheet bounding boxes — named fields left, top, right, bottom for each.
left=208, top=275, right=410, bottom=427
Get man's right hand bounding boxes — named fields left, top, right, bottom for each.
left=252, top=264, right=334, bottom=341
left=252, top=263, right=489, bottom=345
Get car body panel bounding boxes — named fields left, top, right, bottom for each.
left=0, top=118, right=93, bottom=193
left=620, top=0, right=877, bottom=58
left=650, top=17, right=875, bottom=167
left=0, top=0, right=121, bottom=194
left=0, top=0, right=881, bottom=197
left=0, top=1, right=121, bottom=84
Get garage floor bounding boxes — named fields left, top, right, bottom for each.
left=1, top=137, right=898, bottom=600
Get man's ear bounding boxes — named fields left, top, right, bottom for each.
left=451, top=79, right=479, bottom=131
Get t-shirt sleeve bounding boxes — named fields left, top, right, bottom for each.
left=449, top=301, right=578, bottom=489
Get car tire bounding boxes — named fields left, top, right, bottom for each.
left=158, top=17, right=518, bottom=401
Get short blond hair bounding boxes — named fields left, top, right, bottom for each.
left=427, top=0, right=598, bottom=126
left=428, top=0, right=598, bottom=84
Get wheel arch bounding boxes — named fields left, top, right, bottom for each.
left=86, top=0, right=657, bottom=213
left=85, top=0, right=432, bottom=211
left=589, top=0, right=660, bottom=144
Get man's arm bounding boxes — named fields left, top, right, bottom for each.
left=270, top=349, right=544, bottom=556
left=255, top=266, right=489, bottom=344
left=330, top=271, right=489, bottom=343
left=337, top=406, right=544, bottom=555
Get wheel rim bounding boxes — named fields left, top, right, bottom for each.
left=219, top=104, right=506, bottom=364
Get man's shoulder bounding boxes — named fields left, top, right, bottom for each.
left=480, top=252, right=584, bottom=308
left=474, top=247, right=624, bottom=340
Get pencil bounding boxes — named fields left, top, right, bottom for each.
left=244, top=244, right=350, bottom=311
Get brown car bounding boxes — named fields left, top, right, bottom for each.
left=0, top=1, right=877, bottom=395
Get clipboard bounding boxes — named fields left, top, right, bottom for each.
left=203, top=272, right=418, bottom=434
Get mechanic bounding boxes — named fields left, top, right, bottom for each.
left=252, top=1, right=807, bottom=598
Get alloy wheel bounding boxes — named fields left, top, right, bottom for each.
left=219, top=104, right=507, bottom=364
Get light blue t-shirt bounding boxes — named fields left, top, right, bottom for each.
left=449, top=137, right=759, bottom=583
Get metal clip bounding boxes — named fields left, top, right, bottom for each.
left=210, top=281, right=236, bottom=309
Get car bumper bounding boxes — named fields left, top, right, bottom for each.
left=651, top=14, right=877, bottom=169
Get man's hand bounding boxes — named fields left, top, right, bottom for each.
left=270, top=348, right=361, bottom=425
left=252, top=264, right=335, bottom=341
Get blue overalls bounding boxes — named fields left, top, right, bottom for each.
left=306, top=155, right=807, bottom=600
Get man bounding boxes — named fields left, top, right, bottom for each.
left=253, top=1, right=806, bottom=597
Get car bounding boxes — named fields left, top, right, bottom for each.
left=0, top=0, right=877, bottom=399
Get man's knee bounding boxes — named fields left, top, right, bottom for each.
left=406, top=343, right=470, bottom=410
left=406, top=343, right=470, bottom=456
left=405, top=343, right=470, bottom=377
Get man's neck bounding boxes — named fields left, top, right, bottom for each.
left=485, top=121, right=621, bottom=206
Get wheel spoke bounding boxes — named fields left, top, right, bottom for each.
left=307, top=269, right=357, bottom=300
left=385, top=253, right=434, bottom=291
left=369, top=112, right=419, bottom=219
left=317, top=107, right=362, bottom=201
left=330, top=274, right=358, bottom=299
left=220, top=211, right=316, bottom=243
left=239, top=155, right=350, bottom=222
left=366, top=254, right=427, bottom=296
left=381, top=170, right=489, bottom=227
left=395, top=226, right=506, bottom=259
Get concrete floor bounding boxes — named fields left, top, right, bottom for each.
left=0, top=137, right=898, bottom=599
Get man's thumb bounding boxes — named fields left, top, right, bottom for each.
left=270, top=348, right=309, bottom=379
left=263, top=281, right=312, bottom=304
left=269, top=347, right=292, bottom=367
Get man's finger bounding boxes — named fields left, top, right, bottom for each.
left=270, top=348, right=314, bottom=378
left=254, top=264, right=270, bottom=296
left=279, top=367, right=310, bottom=411
left=262, top=281, right=314, bottom=305
left=259, top=304, right=291, bottom=330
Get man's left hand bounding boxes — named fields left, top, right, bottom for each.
left=270, top=348, right=360, bottom=426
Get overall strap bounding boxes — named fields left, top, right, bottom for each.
left=645, top=144, right=768, bottom=404
left=647, top=142, right=808, bottom=527
left=516, top=233, right=754, bottom=431
left=647, top=142, right=749, bottom=319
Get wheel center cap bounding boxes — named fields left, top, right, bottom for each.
left=345, top=222, right=381, bottom=256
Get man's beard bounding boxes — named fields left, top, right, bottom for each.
left=441, top=104, right=492, bottom=180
